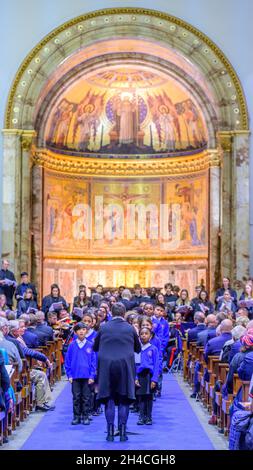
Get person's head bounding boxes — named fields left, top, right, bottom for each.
left=236, top=316, right=249, bottom=328
left=205, top=314, right=217, bottom=328
left=125, top=311, right=136, bottom=324
left=141, top=288, right=149, bottom=297
left=231, top=325, right=246, bottom=341
left=222, top=277, right=230, bottom=289
left=143, top=303, right=154, bottom=317
left=0, top=311, right=6, bottom=319
left=118, top=286, right=125, bottom=295
left=1, top=259, right=9, bottom=271
left=35, top=311, right=45, bottom=324
left=78, top=284, right=86, bottom=293
left=0, top=295, right=7, bottom=308
left=59, top=309, right=69, bottom=320
left=175, top=312, right=182, bottom=324
left=48, top=312, right=58, bottom=325
left=18, top=319, right=26, bottom=336
left=121, top=289, right=132, bottom=301
left=0, top=317, right=9, bottom=336
left=24, top=288, right=33, bottom=300
left=74, top=322, right=88, bottom=341
left=220, top=319, right=233, bottom=334
left=245, top=283, right=252, bottom=298
left=19, top=314, right=30, bottom=327
left=157, top=293, right=165, bottom=304
left=96, top=284, right=103, bottom=295
left=199, top=289, right=209, bottom=302
left=109, top=296, right=117, bottom=307
left=194, top=285, right=202, bottom=297
left=164, top=283, right=173, bottom=294
left=97, top=306, right=107, bottom=322
left=236, top=308, right=249, bottom=319
left=134, top=284, right=141, bottom=296
left=100, top=302, right=109, bottom=313
left=111, top=302, right=126, bottom=318
left=216, top=311, right=226, bottom=324
left=132, top=315, right=140, bottom=332
left=51, top=283, right=60, bottom=298
left=240, top=332, right=253, bottom=351
left=8, top=320, right=20, bottom=337
left=140, top=316, right=153, bottom=331
left=154, top=305, right=165, bottom=319
left=21, top=272, right=29, bottom=284
left=6, top=310, right=16, bottom=320
left=78, top=289, right=86, bottom=300
left=140, top=327, right=152, bottom=345
left=223, top=289, right=232, bottom=303
left=82, top=313, right=93, bottom=329
left=173, top=285, right=180, bottom=296
left=150, top=287, right=157, bottom=297
left=29, top=314, right=37, bottom=327
left=180, top=289, right=189, bottom=301
left=193, top=312, right=205, bottom=325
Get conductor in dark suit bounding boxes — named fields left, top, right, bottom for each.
left=93, top=302, right=141, bottom=442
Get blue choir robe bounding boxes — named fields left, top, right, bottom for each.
left=136, top=342, right=160, bottom=384
left=65, top=338, right=96, bottom=380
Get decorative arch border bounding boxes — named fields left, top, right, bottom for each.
left=4, top=7, right=249, bottom=131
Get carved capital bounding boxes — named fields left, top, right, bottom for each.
left=21, top=131, right=37, bottom=151
left=217, top=132, right=233, bottom=153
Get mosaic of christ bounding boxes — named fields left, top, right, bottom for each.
left=45, top=65, right=208, bottom=156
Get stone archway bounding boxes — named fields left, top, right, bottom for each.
left=2, top=8, right=250, bottom=299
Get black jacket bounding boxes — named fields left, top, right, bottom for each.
left=93, top=318, right=141, bottom=403
left=0, top=269, right=16, bottom=306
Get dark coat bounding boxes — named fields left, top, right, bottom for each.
left=187, top=324, right=206, bottom=347
left=93, top=317, right=141, bottom=403
left=15, top=282, right=37, bottom=303
left=41, top=295, right=68, bottom=317
left=0, top=269, right=16, bottom=307
left=23, top=330, right=39, bottom=348
left=17, top=299, right=38, bottom=317
left=0, top=350, right=10, bottom=411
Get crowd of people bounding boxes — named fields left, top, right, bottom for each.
left=0, top=256, right=253, bottom=447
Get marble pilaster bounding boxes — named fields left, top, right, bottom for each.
left=31, top=164, right=43, bottom=302
left=218, top=132, right=233, bottom=280
left=209, top=163, right=221, bottom=295
left=1, top=130, right=22, bottom=274
left=231, top=131, right=250, bottom=282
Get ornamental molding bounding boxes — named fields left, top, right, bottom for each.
left=31, top=147, right=220, bottom=177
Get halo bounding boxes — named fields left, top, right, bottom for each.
left=158, top=104, right=169, bottom=114
left=84, top=103, right=95, bottom=113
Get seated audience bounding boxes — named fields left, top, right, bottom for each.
left=197, top=313, right=218, bottom=346
left=19, top=315, right=39, bottom=348
left=0, top=318, right=22, bottom=372
left=187, top=312, right=206, bottom=347
left=204, top=319, right=233, bottom=362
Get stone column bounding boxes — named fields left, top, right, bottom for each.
left=1, top=129, right=35, bottom=277
left=31, top=164, right=43, bottom=302
left=217, top=131, right=233, bottom=280
left=208, top=151, right=221, bottom=296
left=1, top=129, right=22, bottom=275
left=231, top=131, right=250, bottom=283
left=20, top=131, right=36, bottom=275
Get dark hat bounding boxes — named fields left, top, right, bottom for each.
left=73, top=321, right=88, bottom=332
left=21, top=272, right=28, bottom=277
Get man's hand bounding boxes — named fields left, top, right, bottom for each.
left=88, top=379, right=94, bottom=385
left=135, top=379, right=140, bottom=387
left=69, top=378, right=73, bottom=384
left=151, top=381, right=156, bottom=390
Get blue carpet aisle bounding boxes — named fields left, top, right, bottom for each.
left=21, top=374, right=214, bottom=450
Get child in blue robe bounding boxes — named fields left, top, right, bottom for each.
left=136, top=327, right=159, bottom=425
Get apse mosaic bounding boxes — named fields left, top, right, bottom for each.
left=44, top=65, right=207, bottom=157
